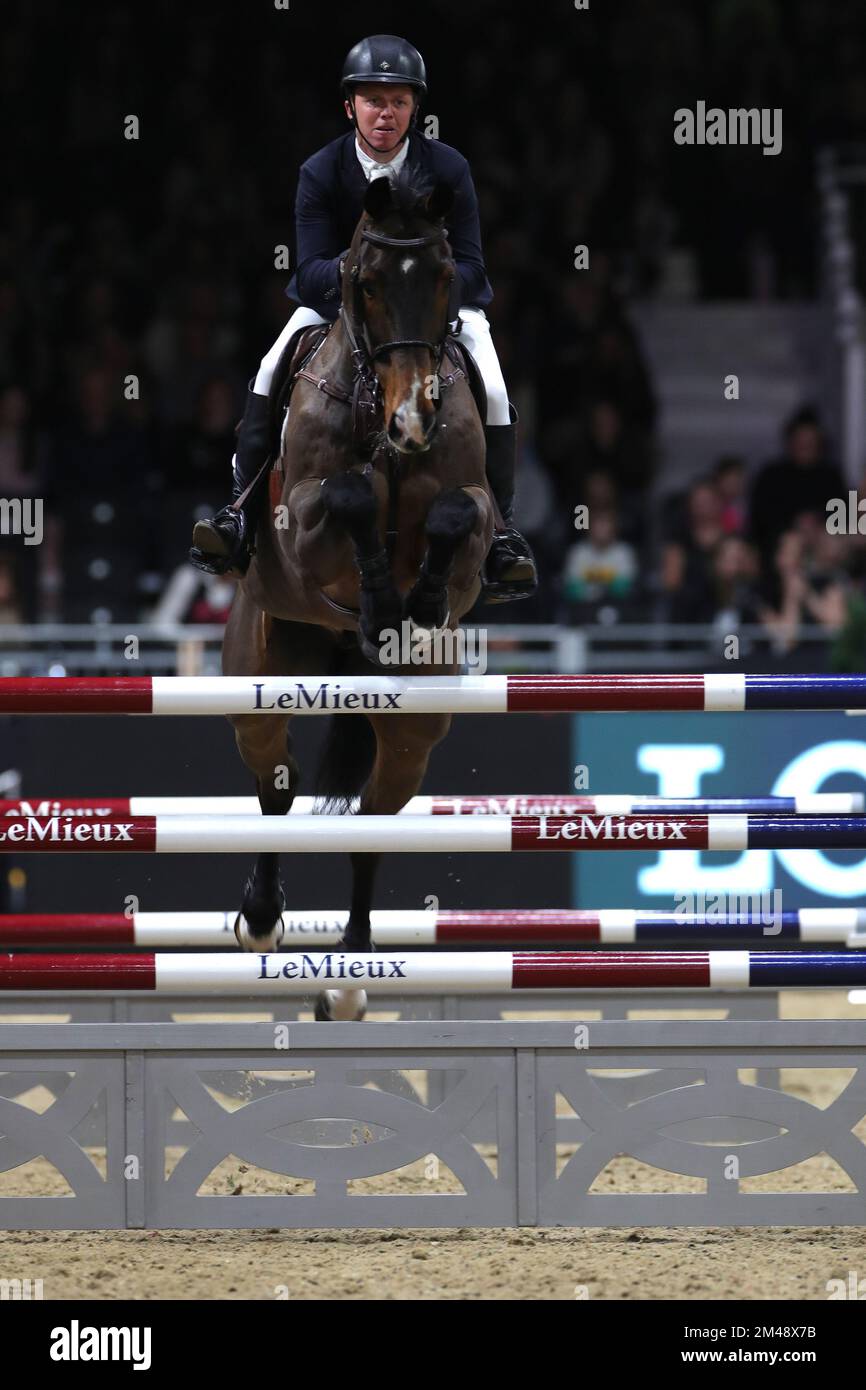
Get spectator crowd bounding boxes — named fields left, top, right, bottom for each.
left=2, top=0, right=866, bottom=662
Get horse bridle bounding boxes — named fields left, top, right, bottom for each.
left=342, top=226, right=454, bottom=381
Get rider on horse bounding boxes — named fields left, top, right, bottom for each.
left=190, top=33, right=537, bottom=604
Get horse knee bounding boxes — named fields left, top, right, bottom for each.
left=415, top=489, right=480, bottom=589
left=320, top=472, right=378, bottom=536
left=425, top=487, right=479, bottom=545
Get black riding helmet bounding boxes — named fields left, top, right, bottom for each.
left=342, top=35, right=427, bottom=149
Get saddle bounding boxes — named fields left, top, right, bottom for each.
left=267, top=321, right=487, bottom=463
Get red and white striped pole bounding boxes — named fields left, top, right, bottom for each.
left=0, top=907, right=863, bottom=947
left=0, top=950, right=864, bottom=992
left=0, top=813, right=863, bottom=852
left=2, top=672, right=866, bottom=713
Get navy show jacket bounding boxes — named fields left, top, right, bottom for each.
left=285, top=129, right=494, bottom=322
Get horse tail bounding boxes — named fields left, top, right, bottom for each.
left=314, top=714, right=377, bottom=813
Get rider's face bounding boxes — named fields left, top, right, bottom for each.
left=345, top=83, right=415, bottom=155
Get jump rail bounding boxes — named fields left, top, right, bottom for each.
left=3, top=793, right=863, bottom=816
left=3, top=672, right=866, bottom=713
left=2, top=949, right=866, bottom=991
left=1, top=812, right=866, bottom=852
left=1, top=908, right=864, bottom=946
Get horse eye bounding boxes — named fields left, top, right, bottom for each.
left=360, top=282, right=375, bottom=298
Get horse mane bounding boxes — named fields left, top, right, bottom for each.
left=372, top=168, right=438, bottom=229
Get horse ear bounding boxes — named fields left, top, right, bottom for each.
left=364, top=177, right=394, bottom=220
left=425, top=181, right=454, bottom=222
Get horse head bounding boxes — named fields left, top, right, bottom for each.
left=343, top=173, right=456, bottom=454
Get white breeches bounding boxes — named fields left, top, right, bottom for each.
left=253, top=305, right=511, bottom=425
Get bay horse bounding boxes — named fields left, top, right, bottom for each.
left=223, top=171, right=493, bottom=1019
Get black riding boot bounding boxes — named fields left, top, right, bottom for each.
left=189, top=384, right=272, bottom=576
left=481, top=404, right=538, bottom=603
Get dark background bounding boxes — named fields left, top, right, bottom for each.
left=3, top=0, right=865, bottom=623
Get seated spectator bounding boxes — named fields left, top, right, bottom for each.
left=661, top=479, right=725, bottom=620
left=758, top=528, right=849, bottom=654
left=829, top=563, right=866, bottom=674
left=664, top=533, right=763, bottom=626
left=713, top=455, right=748, bottom=536
left=569, top=467, right=645, bottom=555
left=749, top=407, right=847, bottom=565
left=562, top=508, right=637, bottom=606
left=707, top=535, right=763, bottom=626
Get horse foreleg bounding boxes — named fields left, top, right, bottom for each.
left=230, top=712, right=299, bottom=951
left=319, top=471, right=402, bottom=664
left=316, top=711, right=452, bottom=1022
left=403, top=486, right=486, bottom=640
left=313, top=847, right=380, bottom=1022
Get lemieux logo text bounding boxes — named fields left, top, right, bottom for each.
left=4, top=800, right=115, bottom=818
left=253, top=682, right=402, bottom=711
left=257, top=953, right=407, bottom=981
left=534, top=815, right=689, bottom=841
left=0, top=818, right=135, bottom=843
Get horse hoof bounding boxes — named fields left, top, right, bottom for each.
left=315, top=989, right=368, bottom=1022
left=233, top=912, right=285, bottom=953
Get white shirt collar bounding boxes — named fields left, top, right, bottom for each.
left=355, top=134, right=410, bottom=182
